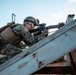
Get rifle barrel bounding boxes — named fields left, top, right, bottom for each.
left=46, top=23, right=65, bottom=29
left=30, top=23, right=65, bottom=33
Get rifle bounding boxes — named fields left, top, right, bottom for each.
left=30, top=22, right=65, bottom=33
left=31, top=22, right=65, bottom=43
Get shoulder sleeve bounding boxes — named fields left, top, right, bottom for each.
left=12, top=24, right=35, bottom=45
left=21, top=25, right=35, bottom=45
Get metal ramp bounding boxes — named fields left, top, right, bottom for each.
left=0, top=16, right=76, bottom=75
left=32, top=50, right=76, bottom=75
left=32, top=14, right=76, bottom=75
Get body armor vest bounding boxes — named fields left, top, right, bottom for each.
left=0, top=27, right=22, bottom=46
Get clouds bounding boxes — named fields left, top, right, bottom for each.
left=68, top=0, right=76, bottom=3
left=0, top=0, right=76, bottom=28
left=49, top=12, right=67, bottom=25
left=50, top=13, right=64, bottom=18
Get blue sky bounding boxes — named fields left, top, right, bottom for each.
left=0, top=0, right=76, bottom=27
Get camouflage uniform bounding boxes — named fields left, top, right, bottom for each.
left=0, top=17, right=36, bottom=64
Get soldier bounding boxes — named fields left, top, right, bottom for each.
left=0, top=16, right=36, bottom=64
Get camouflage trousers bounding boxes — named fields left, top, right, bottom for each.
left=0, top=43, right=22, bottom=64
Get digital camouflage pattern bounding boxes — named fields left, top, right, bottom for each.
left=0, top=21, right=49, bottom=64
left=0, top=44, right=22, bottom=64
left=0, top=23, right=35, bottom=64
left=12, top=24, right=35, bottom=45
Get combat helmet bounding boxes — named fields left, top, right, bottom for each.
left=24, top=16, right=36, bottom=26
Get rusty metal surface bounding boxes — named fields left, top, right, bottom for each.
left=69, top=50, right=76, bottom=75
left=32, top=65, right=72, bottom=74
